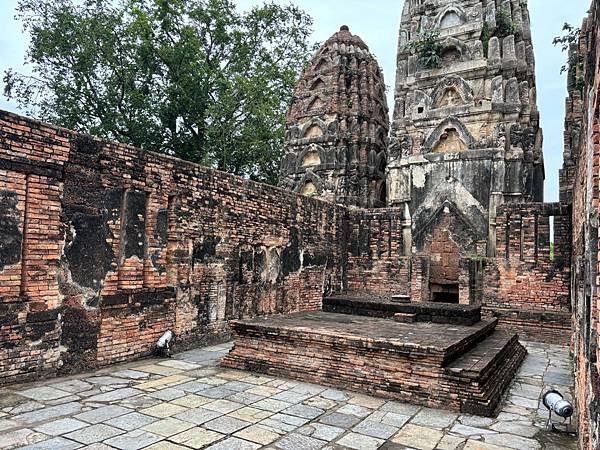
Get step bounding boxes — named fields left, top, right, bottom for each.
left=444, top=330, right=528, bottom=416
left=225, top=312, right=496, bottom=361
left=222, top=312, right=522, bottom=417
left=324, top=295, right=482, bottom=326
left=393, top=313, right=417, bottom=323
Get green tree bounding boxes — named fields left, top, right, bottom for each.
left=4, top=0, right=314, bottom=184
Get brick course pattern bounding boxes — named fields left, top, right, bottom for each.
left=222, top=312, right=526, bottom=417
left=560, top=0, right=600, bottom=447
left=480, top=203, right=572, bottom=343
left=0, top=110, right=346, bottom=384
left=0, top=108, right=576, bottom=386
left=344, top=209, right=410, bottom=296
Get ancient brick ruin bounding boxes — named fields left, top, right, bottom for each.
left=560, top=0, right=600, bottom=447
left=279, top=26, right=389, bottom=208
left=0, top=0, right=599, bottom=447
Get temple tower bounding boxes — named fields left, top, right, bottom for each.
left=388, top=0, right=544, bottom=300
left=389, top=0, right=543, bottom=251
left=279, top=26, right=389, bottom=208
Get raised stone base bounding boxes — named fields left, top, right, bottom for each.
left=221, top=312, right=526, bottom=417
left=324, top=295, right=482, bottom=325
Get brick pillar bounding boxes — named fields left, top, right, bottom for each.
left=410, top=256, right=430, bottom=302
left=22, top=175, right=63, bottom=311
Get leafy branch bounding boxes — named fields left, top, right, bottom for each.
left=3, top=0, right=315, bottom=184
left=553, top=23, right=584, bottom=91
left=404, top=27, right=443, bottom=70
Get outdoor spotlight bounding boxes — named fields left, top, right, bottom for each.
left=542, top=389, right=574, bottom=433
left=155, top=330, right=174, bottom=358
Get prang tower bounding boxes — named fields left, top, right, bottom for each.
left=279, top=26, right=389, bottom=208
left=388, top=0, right=544, bottom=261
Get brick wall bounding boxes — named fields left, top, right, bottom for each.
left=344, top=209, right=410, bottom=297
left=487, top=203, right=571, bottom=311
left=0, top=110, right=346, bottom=383
left=562, top=0, right=600, bottom=447
left=476, top=203, right=572, bottom=342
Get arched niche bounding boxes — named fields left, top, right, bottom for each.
left=294, top=171, right=324, bottom=197
left=302, top=150, right=321, bottom=167
left=307, top=97, right=326, bottom=110
left=436, top=4, right=466, bottom=29
left=441, top=47, right=462, bottom=67
left=304, top=124, right=324, bottom=139
left=440, top=11, right=462, bottom=28
left=433, top=127, right=468, bottom=153
left=438, top=37, right=470, bottom=68
left=438, top=88, right=461, bottom=107
left=300, top=182, right=317, bottom=196
left=310, top=78, right=326, bottom=91
left=313, top=58, right=329, bottom=72
left=423, top=117, right=475, bottom=153
left=431, top=76, right=474, bottom=109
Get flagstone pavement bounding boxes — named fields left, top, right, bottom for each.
left=0, top=341, right=577, bottom=450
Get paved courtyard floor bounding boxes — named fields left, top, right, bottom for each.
left=0, top=341, right=577, bottom=450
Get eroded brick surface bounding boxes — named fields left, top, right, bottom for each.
left=0, top=110, right=346, bottom=385
left=559, top=0, right=600, bottom=447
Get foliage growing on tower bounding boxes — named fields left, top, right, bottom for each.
left=553, top=23, right=584, bottom=92
left=481, top=21, right=491, bottom=56
left=495, top=7, right=517, bottom=38
left=405, top=28, right=444, bottom=70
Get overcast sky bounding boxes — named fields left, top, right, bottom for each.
left=0, top=0, right=591, bottom=201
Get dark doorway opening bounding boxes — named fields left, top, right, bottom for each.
left=430, top=283, right=459, bottom=304
left=378, top=181, right=387, bottom=206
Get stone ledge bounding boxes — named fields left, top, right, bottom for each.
left=324, top=296, right=481, bottom=325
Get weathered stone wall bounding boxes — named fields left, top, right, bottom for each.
left=561, top=0, right=600, bottom=447
left=0, top=110, right=346, bottom=384
left=389, top=0, right=545, bottom=261
left=344, top=209, right=410, bottom=296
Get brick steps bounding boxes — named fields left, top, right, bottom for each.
left=221, top=311, right=525, bottom=416
left=444, top=331, right=527, bottom=415
left=324, top=295, right=482, bottom=325
left=443, top=319, right=498, bottom=364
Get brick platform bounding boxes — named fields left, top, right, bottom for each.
left=221, top=312, right=526, bottom=417
left=324, top=295, right=482, bottom=325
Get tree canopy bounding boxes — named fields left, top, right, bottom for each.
left=4, top=0, right=314, bottom=184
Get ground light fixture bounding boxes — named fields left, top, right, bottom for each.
left=542, top=389, right=575, bottom=434
left=155, top=330, right=174, bottom=358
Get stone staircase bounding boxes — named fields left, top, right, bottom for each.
left=222, top=296, right=526, bottom=417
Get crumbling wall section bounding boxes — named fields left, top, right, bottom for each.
left=0, top=110, right=346, bottom=384
left=0, top=113, right=69, bottom=384
left=344, top=209, right=410, bottom=297
left=562, top=1, right=600, bottom=447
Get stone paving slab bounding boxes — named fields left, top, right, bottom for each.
left=0, top=341, right=577, bottom=450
